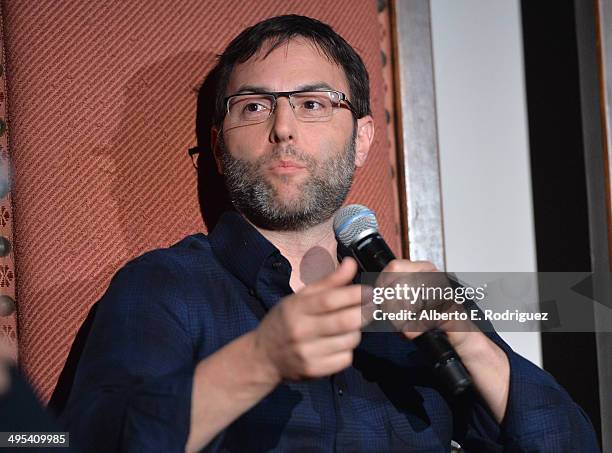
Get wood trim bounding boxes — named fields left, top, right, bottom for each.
left=391, top=0, right=446, bottom=270
left=578, top=0, right=612, bottom=449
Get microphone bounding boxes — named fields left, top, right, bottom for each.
left=333, top=204, right=472, bottom=396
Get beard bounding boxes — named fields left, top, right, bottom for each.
left=219, top=126, right=357, bottom=231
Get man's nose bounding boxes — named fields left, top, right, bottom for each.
left=269, top=97, right=297, bottom=144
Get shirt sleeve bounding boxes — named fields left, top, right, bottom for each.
left=455, top=330, right=600, bottom=452
left=60, top=255, right=196, bottom=453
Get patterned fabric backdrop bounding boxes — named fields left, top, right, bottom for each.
left=2, top=0, right=404, bottom=402
left=0, top=0, right=17, bottom=363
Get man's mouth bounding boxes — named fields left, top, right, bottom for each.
left=268, top=160, right=307, bottom=173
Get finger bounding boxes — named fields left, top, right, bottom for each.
left=300, top=331, right=362, bottom=356
left=299, top=257, right=358, bottom=296
left=283, top=302, right=362, bottom=344
left=383, top=259, right=437, bottom=273
left=310, top=305, right=363, bottom=335
left=360, top=285, right=377, bottom=325
left=413, top=260, right=438, bottom=272
left=300, top=285, right=364, bottom=315
left=302, top=351, right=353, bottom=378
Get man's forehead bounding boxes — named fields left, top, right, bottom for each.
left=225, top=38, right=349, bottom=94
left=231, top=82, right=337, bottom=94
left=250, top=37, right=329, bottom=64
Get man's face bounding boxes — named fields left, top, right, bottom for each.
left=216, top=39, right=362, bottom=231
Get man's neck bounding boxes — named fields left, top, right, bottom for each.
left=252, top=217, right=339, bottom=292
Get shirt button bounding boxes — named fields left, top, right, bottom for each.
left=248, top=289, right=256, bottom=297
left=337, top=388, right=344, bottom=396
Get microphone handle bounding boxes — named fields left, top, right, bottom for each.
left=352, top=233, right=395, bottom=272
left=352, top=233, right=472, bottom=396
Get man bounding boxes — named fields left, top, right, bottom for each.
left=62, top=15, right=599, bottom=452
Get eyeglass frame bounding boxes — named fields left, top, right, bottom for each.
left=223, top=89, right=358, bottom=125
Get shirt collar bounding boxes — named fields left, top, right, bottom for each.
left=208, top=210, right=280, bottom=290
left=209, top=210, right=360, bottom=289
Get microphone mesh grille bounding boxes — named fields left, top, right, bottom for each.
left=333, top=204, right=379, bottom=246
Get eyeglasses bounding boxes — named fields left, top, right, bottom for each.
left=223, top=89, right=357, bottom=128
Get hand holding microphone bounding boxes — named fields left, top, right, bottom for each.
left=333, top=204, right=473, bottom=396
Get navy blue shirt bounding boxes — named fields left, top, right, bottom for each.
left=62, top=211, right=599, bottom=452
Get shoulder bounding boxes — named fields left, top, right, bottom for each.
left=132, top=232, right=212, bottom=267
left=99, top=233, right=220, bottom=310
left=92, top=234, right=218, bottom=337
left=113, top=233, right=217, bottom=282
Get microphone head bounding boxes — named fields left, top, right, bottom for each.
left=333, top=204, right=379, bottom=247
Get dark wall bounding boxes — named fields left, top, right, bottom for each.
left=521, top=0, right=601, bottom=444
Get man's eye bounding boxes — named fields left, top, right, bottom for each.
left=244, top=103, right=266, bottom=113
left=302, top=100, right=323, bottom=110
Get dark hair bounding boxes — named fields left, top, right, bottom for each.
left=208, top=14, right=371, bottom=127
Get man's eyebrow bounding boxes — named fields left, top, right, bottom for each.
left=233, top=85, right=272, bottom=94
left=293, top=82, right=335, bottom=92
left=231, top=82, right=336, bottom=94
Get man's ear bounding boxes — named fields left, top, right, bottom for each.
left=354, top=115, right=375, bottom=168
left=211, top=127, right=223, bottom=174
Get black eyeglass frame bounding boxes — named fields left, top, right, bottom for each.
left=223, top=89, right=358, bottom=121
